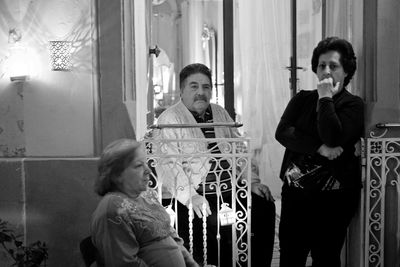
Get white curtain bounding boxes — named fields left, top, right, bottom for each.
left=234, top=0, right=291, bottom=195
left=181, top=0, right=204, bottom=67
left=296, top=0, right=322, bottom=92
left=325, top=0, right=352, bottom=39
left=325, top=0, right=359, bottom=95
left=180, top=0, right=222, bottom=106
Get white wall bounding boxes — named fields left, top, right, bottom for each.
left=0, top=0, right=95, bottom=157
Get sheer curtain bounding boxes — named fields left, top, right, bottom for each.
left=181, top=1, right=203, bottom=66
left=325, top=0, right=355, bottom=95
left=180, top=0, right=223, bottom=106
left=296, top=0, right=322, bottom=92
left=325, top=0, right=352, bottom=39
left=234, top=0, right=291, bottom=195
left=325, top=0, right=364, bottom=98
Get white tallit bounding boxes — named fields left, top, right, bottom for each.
left=153, top=100, right=259, bottom=205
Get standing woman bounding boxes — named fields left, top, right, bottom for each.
left=90, top=139, right=198, bottom=267
left=275, top=37, right=364, bottom=267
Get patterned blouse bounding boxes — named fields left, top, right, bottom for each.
left=90, top=190, right=197, bottom=267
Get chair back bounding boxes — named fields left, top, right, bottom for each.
left=80, top=236, right=97, bottom=267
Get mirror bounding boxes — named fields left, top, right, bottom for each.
left=151, top=0, right=224, bottom=121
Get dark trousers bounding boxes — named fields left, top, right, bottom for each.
left=164, top=192, right=275, bottom=267
left=279, top=184, right=360, bottom=267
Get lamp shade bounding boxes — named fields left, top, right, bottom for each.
left=8, top=43, right=31, bottom=81
left=49, top=41, right=72, bottom=71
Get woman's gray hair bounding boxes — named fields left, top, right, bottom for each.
left=95, top=139, right=142, bottom=196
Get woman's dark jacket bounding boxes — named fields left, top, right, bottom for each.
left=275, top=88, right=364, bottom=189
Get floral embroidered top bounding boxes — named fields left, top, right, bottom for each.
left=90, top=190, right=197, bottom=267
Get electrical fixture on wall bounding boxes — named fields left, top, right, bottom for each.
left=49, top=41, right=72, bottom=71
left=7, top=29, right=31, bottom=82
left=152, top=47, right=172, bottom=97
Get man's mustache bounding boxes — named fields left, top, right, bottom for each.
left=194, top=95, right=208, bottom=101
left=321, top=75, right=332, bottom=80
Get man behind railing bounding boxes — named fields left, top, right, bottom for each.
left=153, top=63, right=276, bottom=267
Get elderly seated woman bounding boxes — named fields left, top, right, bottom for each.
left=90, top=139, right=198, bottom=267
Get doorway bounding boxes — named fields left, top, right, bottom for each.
left=148, top=0, right=226, bottom=126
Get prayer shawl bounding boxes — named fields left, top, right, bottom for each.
left=154, top=100, right=259, bottom=205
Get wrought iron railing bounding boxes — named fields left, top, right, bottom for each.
left=364, top=125, right=400, bottom=267
left=143, top=123, right=252, bottom=267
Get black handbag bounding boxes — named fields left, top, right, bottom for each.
left=284, top=154, right=335, bottom=192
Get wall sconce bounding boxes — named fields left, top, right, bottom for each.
left=202, top=24, right=211, bottom=42
left=7, top=29, right=31, bottom=82
left=152, top=47, right=172, bottom=98
left=49, top=41, right=72, bottom=71
left=8, top=44, right=30, bottom=82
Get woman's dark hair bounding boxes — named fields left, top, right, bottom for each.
left=95, top=139, right=142, bottom=196
left=179, top=63, right=212, bottom=90
left=311, top=37, right=357, bottom=87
